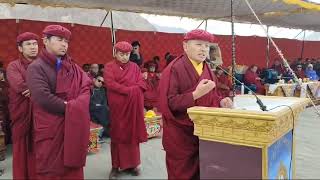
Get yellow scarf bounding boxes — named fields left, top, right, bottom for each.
left=190, top=59, right=203, bottom=75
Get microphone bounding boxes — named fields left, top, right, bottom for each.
left=206, top=60, right=267, bottom=111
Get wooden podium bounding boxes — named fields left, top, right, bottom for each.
left=187, top=95, right=309, bottom=179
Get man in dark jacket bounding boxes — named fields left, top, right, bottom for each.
left=90, top=74, right=110, bottom=139
left=129, top=41, right=144, bottom=67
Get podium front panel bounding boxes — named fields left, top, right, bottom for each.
left=268, top=130, right=293, bottom=179
left=199, top=140, right=262, bottom=179
left=188, top=95, right=309, bottom=179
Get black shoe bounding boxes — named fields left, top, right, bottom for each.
left=109, top=168, right=119, bottom=179
left=127, top=167, right=141, bottom=176
left=97, top=138, right=105, bottom=144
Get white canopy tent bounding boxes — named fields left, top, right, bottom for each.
left=1, top=1, right=320, bottom=41
left=1, top=0, right=320, bottom=31
left=0, top=3, right=156, bottom=31
left=141, top=14, right=320, bottom=41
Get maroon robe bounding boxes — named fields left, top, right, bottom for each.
left=0, top=80, right=10, bottom=145
left=216, top=74, right=232, bottom=98
left=26, top=49, right=91, bottom=179
left=7, top=58, right=36, bottom=179
left=104, top=60, right=148, bottom=169
left=144, top=72, right=160, bottom=110
left=295, top=70, right=306, bottom=79
left=244, top=70, right=265, bottom=95
left=0, top=80, right=9, bottom=163
left=159, top=54, right=223, bottom=180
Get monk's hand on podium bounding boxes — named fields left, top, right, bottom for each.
left=22, top=89, right=30, bottom=97
left=220, top=97, right=233, bottom=108
left=192, top=79, right=216, bottom=100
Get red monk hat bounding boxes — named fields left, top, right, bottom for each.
left=114, top=41, right=133, bottom=53
left=184, top=29, right=215, bottom=43
left=16, top=32, right=39, bottom=44
left=43, top=25, right=71, bottom=40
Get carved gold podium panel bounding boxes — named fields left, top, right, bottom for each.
left=188, top=95, right=309, bottom=179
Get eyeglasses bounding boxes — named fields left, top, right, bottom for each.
left=97, top=79, right=104, bottom=84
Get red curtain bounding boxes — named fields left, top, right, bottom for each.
left=69, top=24, right=113, bottom=65
left=0, top=19, right=319, bottom=69
left=0, top=20, right=19, bottom=65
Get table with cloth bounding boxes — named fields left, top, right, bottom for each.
left=266, top=81, right=320, bottom=101
left=144, top=110, right=162, bottom=138
left=88, top=121, right=103, bottom=153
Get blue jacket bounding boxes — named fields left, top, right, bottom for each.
left=305, top=70, right=319, bottom=81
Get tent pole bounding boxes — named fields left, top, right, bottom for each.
left=231, top=0, right=236, bottom=98
left=266, top=26, right=270, bottom=68
left=100, top=11, right=109, bottom=27
left=293, top=29, right=304, bottom=39
left=196, top=20, right=205, bottom=29
left=300, top=30, right=306, bottom=59
left=205, top=20, right=208, bottom=31
left=110, top=11, right=116, bottom=56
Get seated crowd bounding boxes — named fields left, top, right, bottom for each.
left=213, top=58, right=320, bottom=96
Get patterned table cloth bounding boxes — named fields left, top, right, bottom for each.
left=266, top=81, right=320, bottom=99
left=145, top=116, right=162, bottom=139
left=88, top=122, right=103, bottom=153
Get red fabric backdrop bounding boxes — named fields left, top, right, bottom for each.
left=1, top=19, right=319, bottom=69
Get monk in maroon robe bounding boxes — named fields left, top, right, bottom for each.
left=295, top=64, right=306, bottom=79
left=0, top=68, right=9, bottom=166
left=26, top=25, right=91, bottom=179
left=271, top=59, right=285, bottom=75
left=7, top=32, right=39, bottom=179
left=216, top=67, right=232, bottom=98
left=104, top=41, right=148, bottom=179
left=159, top=29, right=233, bottom=180
left=244, top=65, right=265, bottom=95
left=143, top=63, right=160, bottom=110
left=143, top=56, right=160, bottom=73
left=0, top=69, right=10, bottom=145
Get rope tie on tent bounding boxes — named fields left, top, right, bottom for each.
left=244, top=0, right=320, bottom=117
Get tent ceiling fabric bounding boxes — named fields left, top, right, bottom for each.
left=1, top=0, right=320, bottom=30
left=0, top=3, right=156, bottom=31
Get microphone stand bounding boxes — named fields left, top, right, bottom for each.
left=208, top=61, right=267, bottom=111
